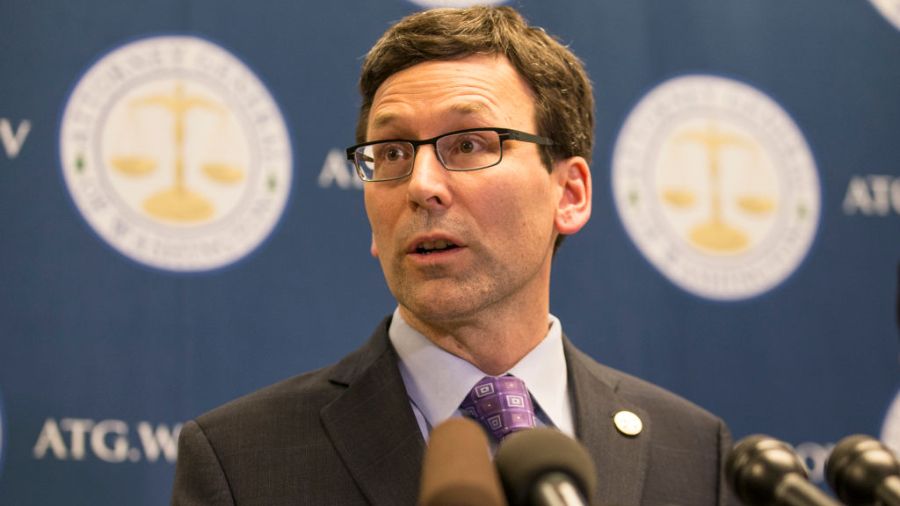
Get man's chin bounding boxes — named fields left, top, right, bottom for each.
left=397, top=296, right=484, bottom=329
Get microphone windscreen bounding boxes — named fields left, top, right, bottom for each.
left=726, top=434, right=810, bottom=505
left=494, top=428, right=596, bottom=506
left=419, top=417, right=506, bottom=506
left=825, top=434, right=900, bottom=505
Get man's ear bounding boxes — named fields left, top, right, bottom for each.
left=553, top=156, right=592, bottom=235
left=370, top=232, right=379, bottom=258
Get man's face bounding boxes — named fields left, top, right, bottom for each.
left=363, top=54, right=570, bottom=328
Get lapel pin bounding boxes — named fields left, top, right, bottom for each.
left=613, top=410, right=643, bottom=437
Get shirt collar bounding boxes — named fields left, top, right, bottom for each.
left=388, top=308, right=573, bottom=437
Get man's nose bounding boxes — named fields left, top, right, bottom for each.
left=406, top=145, right=453, bottom=210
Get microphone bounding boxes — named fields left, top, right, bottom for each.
left=418, top=417, right=506, bottom=506
left=825, top=434, right=900, bottom=506
left=726, top=435, right=841, bottom=506
left=494, top=428, right=597, bottom=506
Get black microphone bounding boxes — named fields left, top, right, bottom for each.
left=825, top=434, right=900, bottom=506
left=418, top=417, right=507, bottom=506
left=494, top=428, right=597, bottom=506
left=726, top=435, right=841, bottom=506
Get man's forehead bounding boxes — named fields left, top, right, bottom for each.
left=365, top=56, right=537, bottom=141
left=370, top=101, right=493, bottom=132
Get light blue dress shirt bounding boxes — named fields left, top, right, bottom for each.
left=388, top=307, right=575, bottom=446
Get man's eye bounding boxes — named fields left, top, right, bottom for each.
left=377, top=144, right=409, bottom=162
left=453, top=136, right=485, bottom=154
left=458, top=139, right=476, bottom=153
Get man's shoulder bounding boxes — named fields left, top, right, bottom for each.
left=172, top=319, right=404, bottom=505
left=193, top=317, right=394, bottom=435
left=192, top=364, right=341, bottom=442
left=568, top=342, right=725, bottom=430
left=616, top=364, right=724, bottom=431
left=213, top=365, right=331, bottom=412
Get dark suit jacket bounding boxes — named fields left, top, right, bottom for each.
left=171, top=317, right=735, bottom=505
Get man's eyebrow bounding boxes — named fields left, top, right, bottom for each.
left=371, top=112, right=399, bottom=131
left=447, top=102, right=488, bottom=116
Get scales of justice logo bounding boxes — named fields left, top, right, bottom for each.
left=612, top=75, right=820, bottom=301
left=60, top=36, right=292, bottom=272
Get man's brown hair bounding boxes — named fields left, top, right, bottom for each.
left=356, top=6, right=595, bottom=168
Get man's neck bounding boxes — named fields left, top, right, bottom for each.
left=398, top=299, right=550, bottom=375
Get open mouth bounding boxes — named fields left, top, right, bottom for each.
left=415, top=239, right=459, bottom=255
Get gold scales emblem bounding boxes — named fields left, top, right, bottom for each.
left=108, top=82, right=244, bottom=223
left=661, top=123, right=776, bottom=253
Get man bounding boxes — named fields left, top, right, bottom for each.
left=172, top=6, right=734, bottom=506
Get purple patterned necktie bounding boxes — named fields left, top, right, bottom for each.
left=460, top=375, right=536, bottom=441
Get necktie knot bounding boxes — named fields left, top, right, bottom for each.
left=460, top=375, right=536, bottom=441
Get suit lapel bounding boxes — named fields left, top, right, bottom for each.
left=320, top=321, right=425, bottom=506
left=565, top=339, right=650, bottom=506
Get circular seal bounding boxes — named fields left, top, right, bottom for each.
left=882, top=388, right=900, bottom=453
left=870, top=0, right=900, bottom=31
left=612, top=75, right=820, bottom=301
left=60, top=36, right=292, bottom=272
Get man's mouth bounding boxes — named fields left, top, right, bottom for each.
left=415, top=239, right=459, bottom=255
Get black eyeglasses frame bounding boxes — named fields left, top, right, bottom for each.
left=345, top=127, right=555, bottom=182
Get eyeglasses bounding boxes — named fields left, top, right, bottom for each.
left=345, top=127, right=554, bottom=182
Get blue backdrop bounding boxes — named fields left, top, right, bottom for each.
left=1, top=0, right=898, bottom=504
